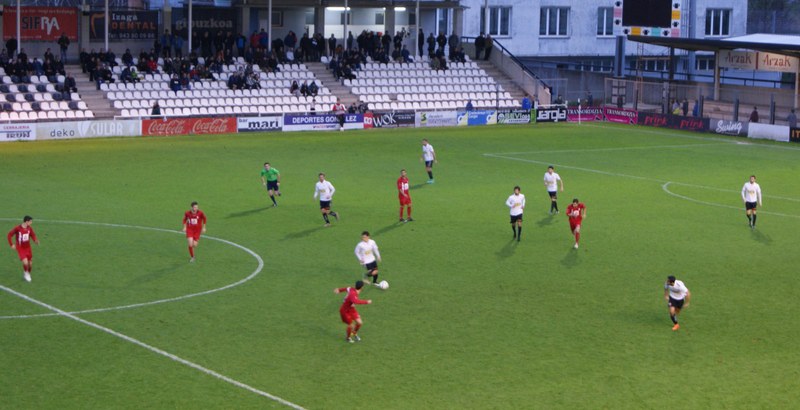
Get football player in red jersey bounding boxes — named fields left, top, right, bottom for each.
left=334, top=280, right=372, bottom=343
left=397, top=169, right=413, bottom=222
left=566, top=198, right=586, bottom=249
left=7, top=216, right=39, bottom=282
left=182, top=201, right=207, bottom=262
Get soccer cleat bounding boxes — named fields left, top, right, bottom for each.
left=23, top=272, right=31, bottom=282
left=573, top=243, right=579, bottom=249
left=272, top=203, right=277, bottom=207
left=400, top=218, right=406, bottom=223
left=333, top=212, right=339, bottom=221
left=346, top=337, right=354, bottom=343
left=324, top=223, right=331, bottom=227
left=189, top=257, right=195, bottom=263
left=352, top=334, right=361, bottom=342
left=407, top=217, right=414, bottom=222
left=672, top=324, right=680, bottom=331
left=340, top=127, right=344, bottom=132
left=277, top=191, right=281, bottom=196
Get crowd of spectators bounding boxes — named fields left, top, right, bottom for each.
left=1, top=44, right=67, bottom=82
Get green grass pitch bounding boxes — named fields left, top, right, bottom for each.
left=1, top=123, right=799, bottom=409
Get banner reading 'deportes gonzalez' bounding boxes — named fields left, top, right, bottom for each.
left=237, top=116, right=283, bottom=132
left=0, top=123, right=36, bottom=142
left=497, top=109, right=531, bottom=124
left=534, top=106, right=567, bottom=123
left=567, top=107, right=603, bottom=122
left=603, top=106, right=639, bottom=125
left=456, top=110, right=498, bottom=126
left=415, top=111, right=457, bottom=127
left=364, top=111, right=415, bottom=128
left=282, top=114, right=364, bottom=132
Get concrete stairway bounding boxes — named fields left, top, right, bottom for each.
left=306, top=63, right=358, bottom=106
left=66, top=64, right=117, bottom=119
left=473, top=60, right=526, bottom=103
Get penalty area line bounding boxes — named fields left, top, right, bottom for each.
left=0, top=285, right=306, bottom=410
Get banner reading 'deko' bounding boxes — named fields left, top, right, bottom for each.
left=90, top=11, right=159, bottom=41
left=3, top=7, right=78, bottom=41
left=142, top=117, right=237, bottom=136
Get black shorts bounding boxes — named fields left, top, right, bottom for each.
left=668, top=297, right=685, bottom=309
left=320, top=200, right=331, bottom=209
left=745, top=201, right=758, bottom=210
left=425, top=160, right=434, bottom=168
left=365, top=261, right=378, bottom=271
left=510, top=214, right=523, bottom=223
left=266, top=180, right=279, bottom=191
left=548, top=191, right=557, bottom=199
left=337, top=114, right=345, bottom=126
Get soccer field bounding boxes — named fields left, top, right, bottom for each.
left=1, top=123, right=799, bottom=409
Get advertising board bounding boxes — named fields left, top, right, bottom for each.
left=282, top=114, right=364, bottom=131
left=534, top=106, right=567, bottom=123
left=497, top=109, right=531, bottom=124
left=3, top=7, right=78, bottom=41
left=415, top=111, right=457, bottom=128
left=0, top=124, right=36, bottom=142
left=142, top=117, right=237, bottom=136
left=237, top=116, right=283, bottom=132
left=37, top=120, right=141, bottom=140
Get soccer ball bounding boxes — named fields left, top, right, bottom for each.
left=378, top=280, right=389, bottom=290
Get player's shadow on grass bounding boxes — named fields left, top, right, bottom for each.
left=536, top=215, right=557, bottom=228
left=561, top=248, right=580, bottom=268
left=372, top=222, right=404, bottom=236
left=750, top=229, right=772, bottom=245
left=128, top=263, right=185, bottom=286
left=226, top=206, right=270, bottom=219
left=284, top=226, right=327, bottom=240
left=496, top=238, right=517, bottom=259
left=409, top=183, right=427, bottom=191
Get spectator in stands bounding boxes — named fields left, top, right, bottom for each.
left=342, top=64, right=356, bottom=81
left=267, top=52, right=280, bottom=73
left=79, top=48, right=90, bottom=73
left=308, top=81, right=319, bottom=97
left=162, top=30, right=173, bottom=58
left=381, top=32, right=392, bottom=54
left=170, top=74, right=182, bottom=92
left=672, top=104, right=682, bottom=115
left=788, top=109, right=797, bottom=128
left=521, top=95, right=532, bottom=110
left=692, top=100, right=699, bottom=117
left=310, top=98, right=317, bottom=115
left=448, top=32, right=460, bottom=57
left=586, top=91, right=594, bottom=107
left=436, top=32, right=447, bottom=55
left=401, top=45, right=413, bottom=63
left=329, top=57, right=340, bottom=79
left=174, top=34, right=184, bottom=59
left=328, top=34, right=337, bottom=57
left=96, top=64, right=114, bottom=90
left=147, top=57, right=158, bottom=74
left=393, top=30, right=404, bottom=51
left=427, top=33, right=436, bottom=57
left=417, top=29, right=424, bottom=56
left=246, top=72, right=260, bottom=90
left=485, top=34, right=494, bottom=60
left=300, top=81, right=309, bottom=97
left=259, top=29, right=270, bottom=51
left=285, top=31, right=297, bottom=52
left=375, top=47, right=389, bottom=64
left=6, top=37, right=17, bottom=59
left=122, top=48, right=134, bottom=66
left=466, top=99, right=474, bottom=111
left=348, top=102, right=358, bottom=114
left=555, top=94, right=564, bottom=105
left=358, top=101, right=369, bottom=113
left=57, top=33, right=70, bottom=62
left=87, top=57, right=98, bottom=81
left=272, top=36, right=285, bottom=59
left=236, top=32, right=246, bottom=57
left=671, top=99, right=679, bottom=113
left=151, top=102, right=161, bottom=118
left=750, top=106, right=759, bottom=123
left=225, top=32, right=235, bottom=55
left=201, top=31, right=213, bottom=57
left=44, top=48, right=55, bottom=62
left=392, top=47, right=403, bottom=63
left=120, top=65, right=133, bottom=83
left=130, top=67, right=141, bottom=84
left=290, top=80, right=300, bottom=97
left=32, top=58, right=44, bottom=76
left=474, top=33, right=486, bottom=60
left=431, top=56, right=441, bottom=70
left=162, top=58, right=175, bottom=75
left=450, top=46, right=466, bottom=63
left=154, top=36, right=162, bottom=60
left=250, top=31, right=260, bottom=52
left=191, top=31, right=200, bottom=55
left=347, top=31, right=355, bottom=51
left=43, top=58, right=57, bottom=77
left=681, top=99, right=689, bottom=116
left=105, top=49, right=117, bottom=67
left=214, top=30, right=225, bottom=56
left=64, top=73, right=77, bottom=93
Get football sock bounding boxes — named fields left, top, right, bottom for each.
left=427, top=171, right=433, bottom=179
left=511, top=225, right=516, bottom=237
left=270, top=195, right=277, bottom=205
left=354, top=323, right=361, bottom=333
left=517, top=226, right=522, bottom=239
left=400, top=207, right=404, bottom=219
left=554, top=202, right=559, bottom=212
left=372, top=272, right=379, bottom=283
left=747, top=214, right=752, bottom=223
left=407, top=207, right=412, bottom=218
left=550, top=202, right=555, bottom=212
left=189, top=247, right=194, bottom=257
left=752, top=214, right=757, bottom=226
left=346, top=326, right=352, bottom=338
left=330, top=211, right=338, bottom=218
left=323, top=213, right=330, bottom=223
left=670, top=314, right=678, bottom=324
left=575, top=232, right=580, bottom=243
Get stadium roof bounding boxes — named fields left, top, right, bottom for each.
left=627, top=34, right=800, bottom=59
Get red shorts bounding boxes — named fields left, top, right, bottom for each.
left=569, top=221, right=582, bottom=232
left=17, top=247, right=32, bottom=261
left=186, top=229, right=202, bottom=240
left=340, top=309, right=360, bottom=325
left=398, top=195, right=412, bottom=206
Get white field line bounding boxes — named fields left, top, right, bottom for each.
left=0, top=285, right=306, bottom=409
left=482, top=153, right=800, bottom=203
left=487, top=142, right=725, bottom=156
left=0, top=218, right=264, bottom=320
left=661, top=182, right=800, bottom=219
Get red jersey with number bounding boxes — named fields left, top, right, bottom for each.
left=7, top=225, right=36, bottom=249
left=183, top=210, right=206, bottom=232
left=338, top=287, right=368, bottom=315
left=397, top=176, right=411, bottom=202
left=567, top=203, right=585, bottom=224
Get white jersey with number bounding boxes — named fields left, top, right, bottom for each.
left=665, top=280, right=689, bottom=300
left=506, top=193, right=526, bottom=216
left=544, top=172, right=561, bottom=192
left=422, top=144, right=435, bottom=161
left=314, top=180, right=336, bottom=201
left=355, top=239, right=380, bottom=264
left=741, top=182, right=762, bottom=203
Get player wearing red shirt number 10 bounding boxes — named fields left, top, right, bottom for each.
left=182, top=201, right=207, bottom=262
left=7, top=216, right=39, bottom=282
left=334, top=280, right=372, bottom=343
left=397, top=169, right=413, bottom=223
left=566, top=198, right=586, bottom=249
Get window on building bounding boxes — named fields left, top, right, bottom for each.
left=696, top=58, right=716, bottom=71
left=540, top=7, right=569, bottom=37
left=375, top=12, right=385, bottom=25
left=305, top=11, right=314, bottom=25
left=340, top=12, right=352, bottom=25
left=437, top=9, right=450, bottom=35
left=480, top=7, right=512, bottom=36
left=409, top=12, right=416, bottom=26
left=705, top=9, right=731, bottom=36
left=597, top=7, right=613, bottom=37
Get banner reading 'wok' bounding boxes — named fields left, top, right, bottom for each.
left=364, top=111, right=416, bottom=128
left=3, top=7, right=79, bottom=41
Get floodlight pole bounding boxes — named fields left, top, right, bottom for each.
left=344, top=0, right=349, bottom=51
left=188, top=0, right=193, bottom=54
left=104, top=0, right=109, bottom=51
left=268, top=0, right=272, bottom=53
left=16, top=0, right=21, bottom=57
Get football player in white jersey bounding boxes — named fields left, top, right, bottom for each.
left=543, top=165, right=564, bottom=214
left=741, top=175, right=762, bottom=229
left=505, top=186, right=526, bottom=241
left=355, top=231, right=382, bottom=286
left=664, top=275, right=691, bottom=331
left=313, top=173, right=339, bottom=226
left=421, top=139, right=437, bottom=183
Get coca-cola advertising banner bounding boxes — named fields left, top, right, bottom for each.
left=89, top=11, right=159, bottom=41
left=534, top=106, right=567, bottom=123
left=603, top=106, right=638, bottom=124
left=710, top=119, right=748, bottom=137
left=567, top=107, right=603, bottom=122
left=364, top=111, right=415, bottom=128
left=142, top=117, right=237, bottom=136
left=637, top=112, right=709, bottom=131
left=3, top=7, right=79, bottom=41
